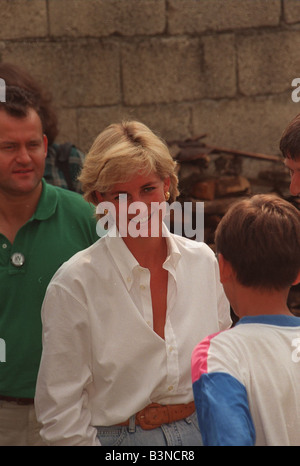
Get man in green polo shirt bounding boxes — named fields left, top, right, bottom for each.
left=0, top=86, right=99, bottom=445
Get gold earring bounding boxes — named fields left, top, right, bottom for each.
left=165, top=191, right=170, bottom=201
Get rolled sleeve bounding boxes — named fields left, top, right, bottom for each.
left=35, top=284, right=100, bottom=446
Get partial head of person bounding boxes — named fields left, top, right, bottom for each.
left=0, top=62, right=58, bottom=145
left=215, top=194, right=300, bottom=295
left=78, top=121, right=179, bottom=235
left=0, top=85, right=48, bottom=197
left=279, top=113, right=300, bottom=197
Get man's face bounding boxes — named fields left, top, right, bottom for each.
left=284, top=156, right=300, bottom=197
left=0, top=108, right=47, bottom=197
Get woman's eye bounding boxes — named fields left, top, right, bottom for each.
left=114, top=194, right=127, bottom=201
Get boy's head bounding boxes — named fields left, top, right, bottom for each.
left=280, top=113, right=300, bottom=196
left=215, top=194, right=300, bottom=291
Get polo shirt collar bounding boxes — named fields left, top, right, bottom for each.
left=33, top=178, right=58, bottom=221
left=105, top=222, right=181, bottom=290
left=237, top=314, right=300, bottom=327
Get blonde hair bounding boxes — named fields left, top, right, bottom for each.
left=78, top=121, right=179, bottom=205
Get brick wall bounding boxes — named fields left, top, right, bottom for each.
left=1, top=0, right=300, bottom=166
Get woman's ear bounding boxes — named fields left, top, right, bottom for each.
left=164, top=177, right=171, bottom=191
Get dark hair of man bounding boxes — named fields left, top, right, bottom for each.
left=279, top=113, right=300, bottom=160
left=215, top=194, right=300, bottom=290
left=0, top=63, right=57, bottom=144
left=0, top=85, right=45, bottom=132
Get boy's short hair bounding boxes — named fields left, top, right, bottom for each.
left=279, top=113, right=300, bottom=160
left=215, top=194, right=300, bottom=290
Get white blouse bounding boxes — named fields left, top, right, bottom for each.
left=35, top=225, right=231, bottom=445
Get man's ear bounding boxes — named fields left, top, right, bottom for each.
left=43, top=134, right=48, bottom=158
left=218, top=253, right=234, bottom=284
left=292, top=270, right=300, bottom=286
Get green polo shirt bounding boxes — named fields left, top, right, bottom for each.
left=0, top=179, right=99, bottom=398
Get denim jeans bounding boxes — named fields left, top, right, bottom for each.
left=96, top=411, right=202, bottom=446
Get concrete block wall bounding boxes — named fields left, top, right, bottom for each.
left=1, top=0, right=300, bottom=167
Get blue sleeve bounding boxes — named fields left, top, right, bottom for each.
left=193, top=372, right=256, bottom=446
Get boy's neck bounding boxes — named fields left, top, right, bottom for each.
left=232, top=285, right=294, bottom=319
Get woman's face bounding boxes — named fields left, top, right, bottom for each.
left=96, top=171, right=170, bottom=238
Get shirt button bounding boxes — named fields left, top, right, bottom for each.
left=11, top=252, right=25, bottom=267
left=127, top=277, right=132, bottom=283
left=140, top=285, right=146, bottom=290
left=2, top=243, right=7, bottom=249
left=168, top=385, right=174, bottom=391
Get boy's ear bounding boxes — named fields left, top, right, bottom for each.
left=292, top=270, right=300, bottom=286
left=218, top=253, right=234, bottom=284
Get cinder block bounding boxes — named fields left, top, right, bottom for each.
left=238, top=31, right=300, bottom=96
left=168, top=0, right=280, bottom=34
left=202, top=34, right=236, bottom=98
left=122, top=37, right=205, bottom=105
left=122, top=102, right=192, bottom=143
left=49, top=0, right=166, bottom=37
left=0, top=0, right=47, bottom=39
left=283, top=0, right=300, bottom=24
left=1, top=40, right=121, bottom=107
left=192, top=94, right=298, bottom=155
left=56, top=108, right=80, bottom=148
left=78, top=106, right=128, bottom=153
left=77, top=102, right=192, bottom=153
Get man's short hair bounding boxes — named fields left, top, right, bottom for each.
left=279, top=113, right=300, bottom=160
left=215, top=194, right=300, bottom=290
left=0, top=63, right=58, bottom=144
left=0, top=85, right=44, bottom=131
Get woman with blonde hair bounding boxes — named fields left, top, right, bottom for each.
left=35, top=121, right=231, bottom=446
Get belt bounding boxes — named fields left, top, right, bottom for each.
left=118, top=401, right=195, bottom=430
left=0, top=394, right=34, bottom=405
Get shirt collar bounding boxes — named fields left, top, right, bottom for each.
left=104, top=222, right=182, bottom=290
left=236, top=314, right=300, bottom=327
left=105, top=228, right=140, bottom=291
left=162, top=223, right=181, bottom=272
left=33, top=178, right=58, bottom=221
